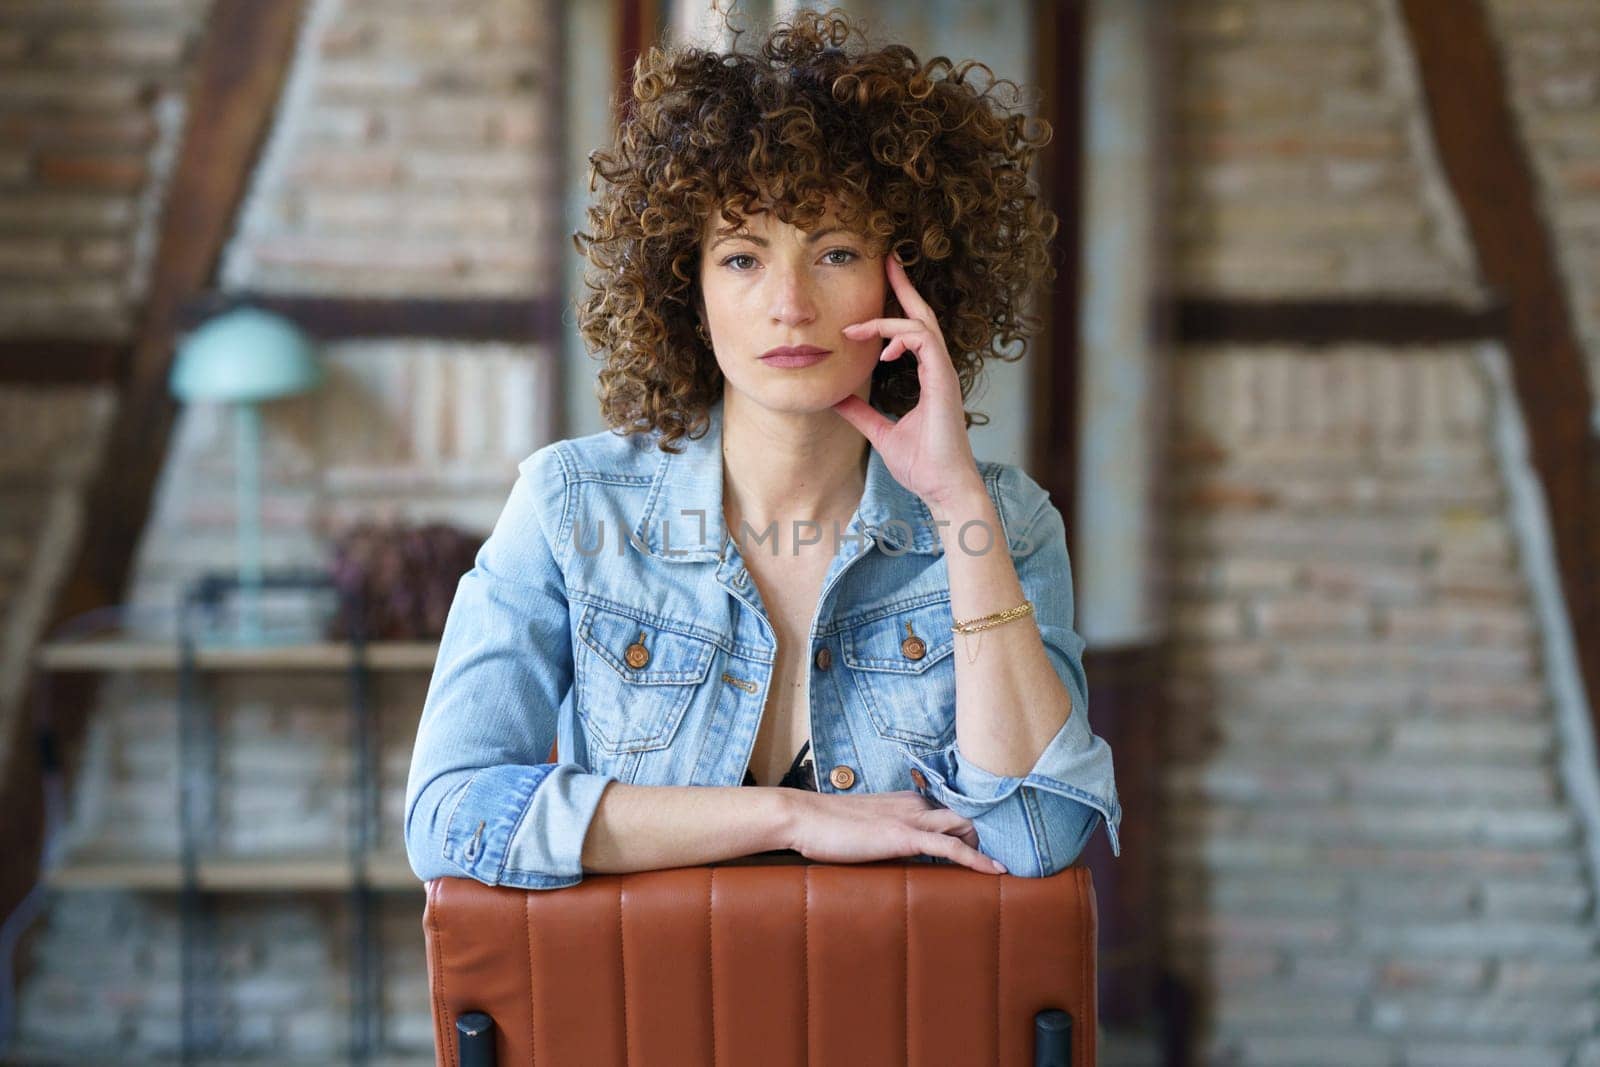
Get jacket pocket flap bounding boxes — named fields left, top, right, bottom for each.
left=578, top=604, right=716, bottom=685
left=840, top=598, right=954, bottom=675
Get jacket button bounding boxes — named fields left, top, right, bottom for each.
left=624, top=634, right=650, bottom=669
left=829, top=765, right=856, bottom=790
left=814, top=646, right=832, bottom=670
left=909, top=768, right=927, bottom=790
left=900, top=635, right=926, bottom=661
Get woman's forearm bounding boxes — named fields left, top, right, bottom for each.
left=579, top=781, right=798, bottom=873
left=928, top=483, right=1074, bottom=778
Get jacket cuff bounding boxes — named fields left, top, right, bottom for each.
left=443, top=763, right=617, bottom=889
left=903, top=713, right=1123, bottom=862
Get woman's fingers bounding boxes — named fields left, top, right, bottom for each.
left=921, top=831, right=1006, bottom=874
left=842, top=317, right=925, bottom=338
left=886, top=254, right=936, bottom=325
left=919, top=808, right=983, bottom=854
left=916, top=806, right=971, bottom=834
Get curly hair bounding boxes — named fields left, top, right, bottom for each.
left=572, top=7, right=1059, bottom=453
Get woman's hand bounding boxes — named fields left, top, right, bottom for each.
left=832, top=253, right=986, bottom=513
left=783, top=789, right=1008, bottom=874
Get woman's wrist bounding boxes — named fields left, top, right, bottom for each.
left=771, top=786, right=807, bottom=852
left=923, top=477, right=989, bottom=525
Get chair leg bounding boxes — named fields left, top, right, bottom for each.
left=456, top=1011, right=497, bottom=1067
left=1034, top=1008, right=1073, bottom=1066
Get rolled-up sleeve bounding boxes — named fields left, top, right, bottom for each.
left=904, top=469, right=1121, bottom=877
left=403, top=443, right=616, bottom=890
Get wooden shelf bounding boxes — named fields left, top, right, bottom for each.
left=45, top=851, right=422, bottom=892
left=34, top=638, right=438, bottom=673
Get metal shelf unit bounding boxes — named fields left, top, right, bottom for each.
left=29, top=570, right=437, bottom=1066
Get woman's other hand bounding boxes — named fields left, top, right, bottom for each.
left=832, top=253, right=986, bottom=514
left=782, top=788, right=1007, bottom=874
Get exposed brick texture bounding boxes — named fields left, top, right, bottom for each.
left=218, top=0, right=558, bottom=296
left=1171, top=0, right=1483, bottom=300
left=0, top=0, right=209, bottom=340
left=1165, top=346, right=1600, bottom=1061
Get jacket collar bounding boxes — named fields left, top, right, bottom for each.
left=632, top=394, right=943, bottom=562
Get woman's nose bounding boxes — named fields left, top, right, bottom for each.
left=767, top=269, right=817, bottom=326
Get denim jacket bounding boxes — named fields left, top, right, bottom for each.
left=404, top=396, right=1121, bottom=889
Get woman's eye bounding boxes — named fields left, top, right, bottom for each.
left=723, top=253, right=757, bottom=271
left=823, top=248, right=858, bottom=265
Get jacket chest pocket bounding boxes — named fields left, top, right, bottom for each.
left=841, top=598, right=956, bottom=749
left=574, top=604, right=717, bottom=755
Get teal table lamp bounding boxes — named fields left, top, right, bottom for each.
left=169, top=306, right=323, bottom=645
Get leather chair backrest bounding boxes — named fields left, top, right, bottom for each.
left=424, top=860, right=1098, bottom=1066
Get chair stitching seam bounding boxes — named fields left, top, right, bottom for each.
left=709, top=869, right=718, bottom=1067
left=804, top=866, right=812, bottom=1067
left=619, top=883, right=632, bottom=1066
left=902, top=865, right=910, bottom=1067
left=995, top=876, right=1003, bottom=1067
left=1080, top=872, right=1091, bottom=1067
left=524, top=893, right=536, bottom=1067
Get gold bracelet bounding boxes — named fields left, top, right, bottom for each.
left=950, top=599, right=1034, bottom=634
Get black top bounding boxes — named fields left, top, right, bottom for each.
left=742, top=739, right=818, bottom=791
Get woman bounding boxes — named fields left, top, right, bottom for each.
left=404, top=9, right=1119, bottom=889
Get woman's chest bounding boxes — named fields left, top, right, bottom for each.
left=741, top=548, right=833, bottom=784
left=564, top=550, right=958, bottom=789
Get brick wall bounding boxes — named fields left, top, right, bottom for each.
left=218, top=0, right=558, bottom=295
left=0, top=0, right=209, bottom=338
left=1165, top=345, right=1600, bottom=1063
left=9, top=0, right=561, bottom=1062
left=1161, top=0, right=1600, bottom=1063
left=1172, top=0, right=1481, bottom=300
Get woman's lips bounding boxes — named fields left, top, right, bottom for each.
left=760, top=346, right=831, bottom=368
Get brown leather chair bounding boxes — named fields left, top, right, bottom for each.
left=422, top=856, right=1098, bottom=1066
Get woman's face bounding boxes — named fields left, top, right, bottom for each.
left=697, top=202, right=887, bottom=416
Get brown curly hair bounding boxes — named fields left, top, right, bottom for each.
left=572, top=7, right=1059, bottom=453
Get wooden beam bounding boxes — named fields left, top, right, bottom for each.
left=1031, top=0, right=1087, bottom=542
left=177, top=293, right=559, bottom=342
left=1175, top=298, right=1508, bottom=347
left=1399, top=1, right=1600, bottom=740
left=0, top=340, right=125, bottom=385
left=616, top=0, right=660, bottom=116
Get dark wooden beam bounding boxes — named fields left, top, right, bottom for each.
left=1399, top=1, right=1600, bottom=745
left=0, top=340, right=125, bottom=385
left=1031, top=0, right=1087, bottom=543
left=177, top=293, right=559, bottom=342
left=1175, top=298, right=1508, bottom=347
left=616, top=0, right=660, bottom=117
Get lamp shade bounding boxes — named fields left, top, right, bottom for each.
left=170, top=306, right=322, bottom=403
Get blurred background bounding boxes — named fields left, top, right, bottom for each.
left=2, top=0, right=1598, bottom=1064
